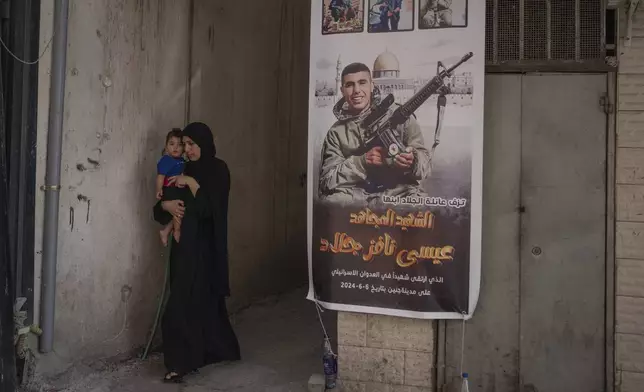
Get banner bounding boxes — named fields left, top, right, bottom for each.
left=307, top=0, right=484, bottom=319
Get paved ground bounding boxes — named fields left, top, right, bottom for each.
left=29, top=288, right=337, bottom=392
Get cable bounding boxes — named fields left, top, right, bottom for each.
left=142, top=241, right=172, bottom=359
left=459, top=312, right=467, bottom=378
left=102, top=295, right=129, bottom=343
left=0, top=31, right=55, bottom=65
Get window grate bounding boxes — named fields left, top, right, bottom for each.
left=580, top=0, right=603, bottom=60
left=485, top=0, right=606, bottom=68
left=496, top=0, right=520, bottom=62
left=524, top=0, right=548, bottom=60
left=551, top=1, right=576, bottom=60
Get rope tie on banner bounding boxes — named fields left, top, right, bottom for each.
left=460, top=311, right=467, bottom=379
left=315, top=299, right=339, bottom=389
left=314, top=299, right=335, bottom=355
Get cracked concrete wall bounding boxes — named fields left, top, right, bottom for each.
left=33, top=0, right=310, bottom=372
left=34, top=0, right=192, bottom=366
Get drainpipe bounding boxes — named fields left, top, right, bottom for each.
left=39, top=0, right=70, bottom=353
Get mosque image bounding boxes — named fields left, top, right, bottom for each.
left=314, top=50, right=473, bottom=108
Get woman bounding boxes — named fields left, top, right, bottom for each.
left=153, top=122, right=241, bottom=383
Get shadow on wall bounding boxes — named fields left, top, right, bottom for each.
left=27, top=3, right=339, bottom=390
left=188, top=0, right=312, bottom=312
left=36, top=1, right=313, bottom=379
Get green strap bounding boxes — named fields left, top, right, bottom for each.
left=142, top=240, right=171, bottom=360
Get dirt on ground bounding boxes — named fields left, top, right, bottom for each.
left=23, top=288, right=337, bottom=392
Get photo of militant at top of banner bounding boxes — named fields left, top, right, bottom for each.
left=361, top=51, right=474, bottom=159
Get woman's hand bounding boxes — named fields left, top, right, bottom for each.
left=167, top=175, right=192, bottom=188
left=168, top=175, right=200, bottom=196
left=161, top=200, right=185, bottom=219
left=167, top=175, right=199, bottom=189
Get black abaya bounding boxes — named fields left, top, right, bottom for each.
left=153, top=122, right=240, bottom=374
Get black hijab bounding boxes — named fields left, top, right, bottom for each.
left=182, top=122, right=218, bottom=182
left=182, top=122, right=232, bottom=296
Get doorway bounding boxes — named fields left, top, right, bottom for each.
left=441, top=73, right=611, bottom=392
left=0, top=0, right=41, bottom=389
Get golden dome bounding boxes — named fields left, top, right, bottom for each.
left=373, top=50, right=400, bottom=72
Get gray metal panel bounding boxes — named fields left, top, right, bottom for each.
left=519, top=74, right=607, bottom=392
left=443, top=74, right=522, bottom=392
left=605, top=72, right=616, bottom=392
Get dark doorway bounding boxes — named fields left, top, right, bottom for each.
left=0, top=0, right=41, bottom=390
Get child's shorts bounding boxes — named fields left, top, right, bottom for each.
left=161, top=185, right=190, bottom=203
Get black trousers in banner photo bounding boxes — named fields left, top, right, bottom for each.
left=307, top=0, right=484, bottom=319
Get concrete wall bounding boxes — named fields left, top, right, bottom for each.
left=34, top=0, right=192, bottom=364
left=615, top=6, right=644, bottom=391
left=188, top=0, right=310, bottom=310
left=33, top=0, right=309, bottom=369
left=32, top=2, right=644, bottom=390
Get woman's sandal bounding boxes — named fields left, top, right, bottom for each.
left=162, top=371, right=184, bottom=383
left=162, top=369, right=198, bottom=383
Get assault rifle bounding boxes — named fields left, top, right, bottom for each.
left=360, top=51, right=474, bottom=158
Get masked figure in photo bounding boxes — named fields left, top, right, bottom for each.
left=329, top=0, right=355, bottom=22
left=385, top=0, right=402, bottom=31
left=318, top=62, right=431, bottom=206
left=420, top=0, right=453, bottom=28
left=369, top=0, right=389, bottom=32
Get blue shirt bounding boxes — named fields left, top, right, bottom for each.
left=157, top=155, right=185, bottom=177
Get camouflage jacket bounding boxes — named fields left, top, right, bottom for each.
left=318, top=89, right=432, bottom=204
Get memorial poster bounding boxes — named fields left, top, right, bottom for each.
left=307, top=0, right=484, bottom=319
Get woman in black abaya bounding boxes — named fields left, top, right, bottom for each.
left=153, top=122, right=241, bottom=383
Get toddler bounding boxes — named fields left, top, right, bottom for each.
left=156, top=128, right=186, bottom=246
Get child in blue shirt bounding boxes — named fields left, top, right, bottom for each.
left=156, top=128, right=187, bottom=246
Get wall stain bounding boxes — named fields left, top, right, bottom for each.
left=156, top=0, right=163, bottom=37
left=77, top=194, right=91, bottom=223
left=99, top=133, right=111, bottom=145
left=77, top=149, right=102, bottom=172
left=139, top=0, right=146, bottom=51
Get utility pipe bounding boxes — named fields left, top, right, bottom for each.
left=39, top=0, right=70, bottom=353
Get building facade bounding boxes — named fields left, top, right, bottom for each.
left=18, top=1, right=644, bottom=392
left=334, top=2, right=644, bottom=392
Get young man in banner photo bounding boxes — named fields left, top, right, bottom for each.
left=318, top=62, right=432, bottom=206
